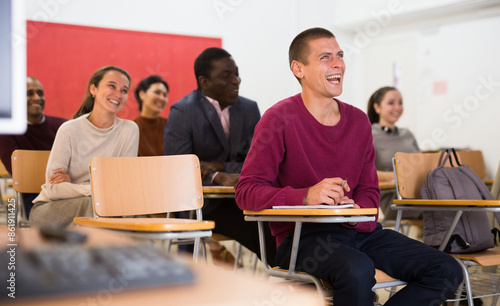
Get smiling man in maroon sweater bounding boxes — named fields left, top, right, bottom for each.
left=236, top=27, right=462, bottom=306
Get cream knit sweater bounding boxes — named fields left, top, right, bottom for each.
left=34, top=113, right=139, bottom=202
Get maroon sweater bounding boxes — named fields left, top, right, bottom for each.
left=236, top=94, right=380, bottom=247
left=0, top=115, right=66, bottom=174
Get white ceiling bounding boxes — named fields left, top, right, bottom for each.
left=333, top=0, right=500, bottom=33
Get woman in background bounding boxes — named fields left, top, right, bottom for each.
left=30, top=65, right=139, bottom=228
left=133, top=75, right=168, bottom=156
left=367, top=86, right=420, bottom=219
left=367, top=86, right=420, bottom=181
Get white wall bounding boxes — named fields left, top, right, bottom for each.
left=26, top=0, right=500, bottom=176
left=415, top=16, right=500, bottom=177
left=25, top=0, right=335, bottom=113
left=333, top=0, right=500, bottom=177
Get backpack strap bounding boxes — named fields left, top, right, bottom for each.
left=437, top=149, right=451, bottom=167
left=450, top=148, right=462, bottom=166
left=444, top=234, right=471, bottom=253
left=438, top=148, right=461, bottom=168
left=492, top=228, right=500, bottom=246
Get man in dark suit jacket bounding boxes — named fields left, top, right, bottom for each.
left=164, top=47, right=276, bottom=266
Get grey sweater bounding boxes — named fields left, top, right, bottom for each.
left=371, top=123, right=420, bottom=171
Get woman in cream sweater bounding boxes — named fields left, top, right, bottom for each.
left=30, top=66, right=139, bottom=228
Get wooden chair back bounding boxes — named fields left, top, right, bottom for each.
left=394, top=151, right=453, bottom=199
left=89, top=155, right=204, bottom=217
left=11, top=150, right=50, bottom=193
left=455, top=150, right=487, bottom=179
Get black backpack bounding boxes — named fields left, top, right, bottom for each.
left=420, top=149, right=500, bottom=253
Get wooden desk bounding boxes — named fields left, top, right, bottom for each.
left=245, top=207, right=378, bottom=221
left=379, top=181, right=396, bottom=190
left=203, top=183, right=399, bottom=195
left=483, top=179, right=494, bottom=186
left=244, top=207, right=385, bottom=300
left=204, top=183, right=402, bottom=195
left=392, top=199, right=500, bottom=251
left=202, top=186, right=235, bottom=198
left=380, top=180, right=492, bottom=191
left=0, top=161, right=12, bottom=206
left=2, top=226, right=321, bottom=306
left=391, top=200, right=500, bottom=305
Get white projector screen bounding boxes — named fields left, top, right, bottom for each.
left=0, top=0, right=26, bottom=135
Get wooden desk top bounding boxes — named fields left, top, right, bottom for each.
left=2, top=227, right=321, bottom=306
left=15, top=262, right=321, bottom=306
left=393, top=199, right=500, bottom=206
left=483, top=179, right=494, bottom=185
left=204, top=185, right=398, bottom=192
left=202, top=186, right=235, bottom=199
left=379, top=181, right=396, bottom=190
left=202, top=181, right=491, bottom=193
left=245, top=207, right=378, bottom=216
left=73, top=217, right=215, bottom=231
left=0, top=226, right=135, bottom=249
left=452, top=247, right=500, bottom=266
left=380, top=179, right=492, bottom=191
left=202, top=186, right=235, bottom=194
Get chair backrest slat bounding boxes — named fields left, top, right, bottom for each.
left=90, top=155, right=204, bottom=217
left=394, top=151, right=453, bottom=199
left=456, top=150, right=487, bottom=179
left=11, top=150, right=50, bottom=193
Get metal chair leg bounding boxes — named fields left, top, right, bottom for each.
left=233, top=242, right=242, bottom=270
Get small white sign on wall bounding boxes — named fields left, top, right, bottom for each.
left=393, top=61, right=402, bottom=90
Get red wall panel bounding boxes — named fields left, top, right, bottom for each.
left=26, top=21, right=221, bottom=120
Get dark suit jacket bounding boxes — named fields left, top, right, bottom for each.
left=164, top=89, right=260, bottom=185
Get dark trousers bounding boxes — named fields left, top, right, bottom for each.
left=276, top=222, right=462, bottom=306
left=204, top=198, right=277, bottom=267
left=22, top=193, right=38, bottom=218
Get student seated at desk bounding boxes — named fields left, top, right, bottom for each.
left=164, top=47, right=276, bottom=267
left=367, top=86, right=421, bottom=220
left=236, top=27, right=462, bottom=306
left=133, top=75, right=169, bottom=157
left=0, top=77, right=66, bottom=217
left=30, top=66, right=139, bottom=228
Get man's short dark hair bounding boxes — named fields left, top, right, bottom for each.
left=194, top=47, right=232, bottom=89
left=289, top=27, right=336, bottom=66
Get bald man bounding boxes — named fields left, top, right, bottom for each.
left=0, top=77, right=66, bottom=217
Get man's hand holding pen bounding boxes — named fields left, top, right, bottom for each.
left=304, top=177, right=359, bottom=226
left=304, top=177, right=352, bottom=206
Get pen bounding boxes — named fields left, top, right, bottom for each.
left=342, top=179, right=348, bottom=189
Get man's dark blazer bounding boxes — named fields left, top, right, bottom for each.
left=164, top=89, right=260, bottom=185
left=163, top=90, right=276, bottom=265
